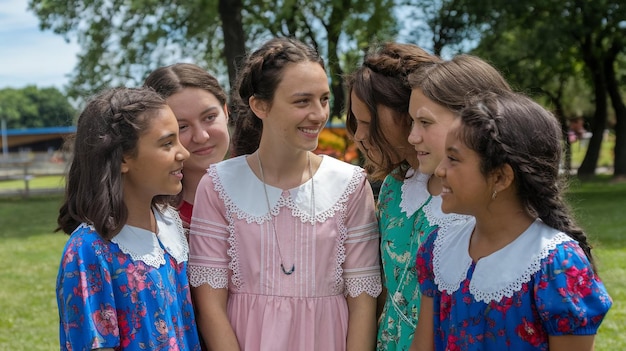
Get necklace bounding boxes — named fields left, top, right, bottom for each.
left=257, top=152, right=315, bottom=275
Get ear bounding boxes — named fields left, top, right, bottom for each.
left=121, top=156, right=130, bottom=174
left=223, top=103, right=230, bottom=122
left=249, top=95, right=269, bottom=120
left=492, top=163, right=515, bottom=193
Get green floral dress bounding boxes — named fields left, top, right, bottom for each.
left=376, top=169, right=468, bottom=351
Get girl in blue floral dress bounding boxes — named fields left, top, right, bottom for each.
left=410, top=91, right=612, bottom=351
left=56, top=87, right=202, bottom=351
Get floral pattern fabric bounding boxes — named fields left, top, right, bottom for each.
left=376, top=172, right=432, bottom=351
left=57, top=219, right=201, bottom=351
left=417, top=224, right=612, bottom=351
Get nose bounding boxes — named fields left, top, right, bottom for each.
left=177, top=144, right=190, bottom=161
left=192, top=127, right=210, bottom=143
left=407, top=124, right=422, bottom=146
left=434, top=160, right=446, bottom=178
left=354, top=124, right=367, bottom=142
left=309, top=101, right=329, bottom=123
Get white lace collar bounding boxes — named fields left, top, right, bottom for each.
left=111, top=206, right=189, bottom=268
left=399, top=168, right=430, bottom=217
left=433, top=218, right=573, bottom=303
left=211, top=155, right=362, bottom=224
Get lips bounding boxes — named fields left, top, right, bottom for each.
left=192, top=146, right=214, bottom=155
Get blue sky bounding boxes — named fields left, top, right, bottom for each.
left=0, top=0, right=80, bottom=90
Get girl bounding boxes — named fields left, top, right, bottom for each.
left=188, top=37, right=382, bottom=350
left=411, top=91, right=612, bottom=351
left=144, top=63, right=230, bottom=230
left=407, top=54, right=512, bottom=210
left=345, top=42, right=441, bottom=350
left=56, top=87, right=201, bottom=350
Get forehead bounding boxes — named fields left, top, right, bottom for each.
left=275, top=61, right=329, bottom=93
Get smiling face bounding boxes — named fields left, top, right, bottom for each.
left=253, top=61, right=330, bottom=152
left=408, top=89, right=458, bottom=175
left=165, top=87, right=230, bottom=174
left=121, top=106, right=190, bottom=203
left=435, top=123, right=491, bottom=215
left=350, top=91, right=416, bottom=168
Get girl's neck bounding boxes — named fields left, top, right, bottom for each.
left=125, top=206, right=157, bottom=233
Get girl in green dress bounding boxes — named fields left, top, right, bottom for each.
left=346, top=42, right=442, bottom=351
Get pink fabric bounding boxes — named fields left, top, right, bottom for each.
left=188, top=156, right=381, bottom=351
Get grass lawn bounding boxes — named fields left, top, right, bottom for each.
left=0, top=179, right=624, bottom=350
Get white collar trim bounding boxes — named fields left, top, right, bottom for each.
left=111, top=206, right=189, bottom=268
left=399, top=169, right=431, bottom=217
left=433, top=218, right=573, bottom=303
left=212, top=155, right=362, bottom=224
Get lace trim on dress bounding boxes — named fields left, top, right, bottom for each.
left=433, top=218, right=575, bottom=303
left=111, top=205, right=189, bottom=268
left=208, top=159, right=366, bottom=291
left=399, top=169, right=431, bottom=217
left=188, top=265, right=229, bottom=288
left=422, top=193, right=471, bottom=231
left=345, top=275, right=383, bottom=298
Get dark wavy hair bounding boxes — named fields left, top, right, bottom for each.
left=230, top=37, right=325, bottom=157
left=345, top=42, right=441, bottom=180
left=57, top=87, right=171, bottom=240
left=457, top=91, right=596, bottom=271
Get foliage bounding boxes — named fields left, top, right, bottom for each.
left=453, top=0, right=626, bottom=178
left=27, top=0, right=399, bottom=120
left=0, top=86, right=76, bottom=128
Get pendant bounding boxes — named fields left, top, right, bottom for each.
left=280, top=263, right=295, bottom=275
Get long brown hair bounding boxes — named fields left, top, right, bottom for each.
left=345, top=42, right=440, bottom=180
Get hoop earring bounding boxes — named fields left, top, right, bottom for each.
left=492, top=190, right=498, bottom=200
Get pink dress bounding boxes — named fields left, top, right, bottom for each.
left=188, top=155, right=382, bottom=351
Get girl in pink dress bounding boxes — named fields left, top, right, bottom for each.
left=188, top=37, right=382, bottom=351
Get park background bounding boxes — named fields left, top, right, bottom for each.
left=0, top=0, right=625, bottom=349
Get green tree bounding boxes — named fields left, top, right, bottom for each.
left=28, top=0, right=399, bottom=121
left=0, top=86, right=76, bottom=128
left=435, top=0, right=626, bottom=179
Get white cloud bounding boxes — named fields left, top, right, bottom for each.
left=0, top=0, right=80, bottom=90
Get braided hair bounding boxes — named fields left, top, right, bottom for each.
left=57, top=87, right=170, bottom=239
left=345, top=42, right=440, bottom=180
left=230, top=37, right=325, bottom=157
left=457, top=91, right=596, bottom=270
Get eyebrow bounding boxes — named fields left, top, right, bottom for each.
left=200, top=106, right=220, bottom=115
left=446, top=145, right=460, bottom=153
left=157, top=132, right=177, bottom=142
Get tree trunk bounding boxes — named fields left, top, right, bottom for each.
left=604, top=48, right=626, bottom=179
left=577, top=36, right=606, bottom=179
left=218, top=0, right=246, bottom=90
left=326, top=0, right=350, bottom=122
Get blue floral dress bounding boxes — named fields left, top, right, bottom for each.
left=377, top=170, right=468, bottom=351
left=417, top=218, right=612, bottom=351
left=56, top=206, right=201, bottom=351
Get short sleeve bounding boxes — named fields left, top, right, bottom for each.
left=416, top=227, right=438, bottom=297
left=188, top=170, right=231, bottom=289
left=342, top=172, right=382, bottom=298
left=535, top=241, right=612, bottom=335
left=57, top=226, right=119, bottom=350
